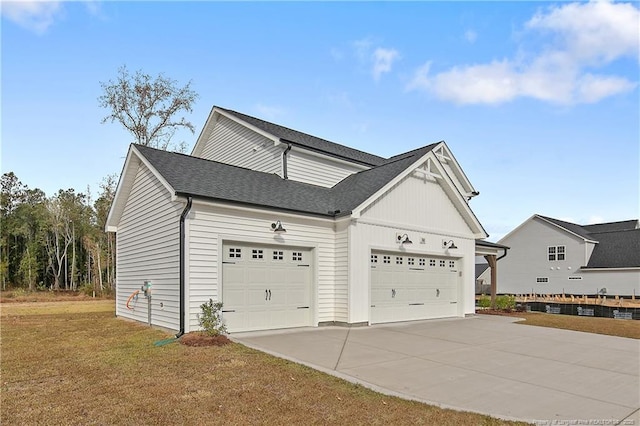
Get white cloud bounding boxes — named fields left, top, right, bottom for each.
left=350, top=37, right=400, bottom=82
left=464, top=29, right=477, bottom=44
left=407, top=1, right=639, bottom=105
left=372, top=48, right=400, bottom=81
left=1, top=1, right=63, bottom=34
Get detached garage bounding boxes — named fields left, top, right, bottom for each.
left=106, top=106, right=489, bottom=334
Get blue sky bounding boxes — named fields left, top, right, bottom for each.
left=2, top=1, right=638, bottom=241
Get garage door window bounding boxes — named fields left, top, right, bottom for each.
left=229, top=248, right=242, bottom=258
left=429, top=259, right=436, bottom=267
left=396, top=256, right=403, bottom=265
left=419, top=258, right=425, bottom=266
left=273, top=250, right=284, bottom=260
left=407, top=258, right=415, bottom=265
left=383, top=256, right=391, bottom=264
left=292, top=252, right=303, bottom=261
left=371, top=254, right=378, bottom=264
left=439, top=260, right=446, bottom=267
left=449, top=260, right=455, bottom=268
left=252, top=249, right=264, bottom=259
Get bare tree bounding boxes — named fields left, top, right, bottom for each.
left=98, top=65, right=198, bottom=151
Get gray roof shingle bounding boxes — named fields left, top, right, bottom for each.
left=217, top=107, right=386, bottom=166
left=134, top=143, right=437, bottom=218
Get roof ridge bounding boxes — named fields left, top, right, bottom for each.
left=215, top=106, right=386, bottom=165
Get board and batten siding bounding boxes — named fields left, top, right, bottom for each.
left=116, top=164, right=182, bottom=330
left=185, top=203, right=340, bottom=332
left=287, top=150, right=366, bottom=188
left=198, top=115, right=283, bottom=175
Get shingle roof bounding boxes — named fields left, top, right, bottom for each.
left=582, top=220, right=638, bottom=234
left=476, top=264, right=490, bottom=279
left=536, top=215, right=640, bottom=268
left=134, top=143, right=437, bottom=218
left=217, top=107, right=386, bottom=166
left=585, top=229, right=640, bottom=268
left=537, top=215, right=594, bottom=240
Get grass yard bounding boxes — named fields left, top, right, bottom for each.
left=1, top=301, right=524, bottom=426
left=508, top=311, right=640, bottom=339
left=478, top=309, right=640, bottom=339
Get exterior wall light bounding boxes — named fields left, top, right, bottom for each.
left=397, top=234, right=412, bottom=244
left=271, top=220, right=286, bottom=233
left=442, top=239, right=458, bottom=249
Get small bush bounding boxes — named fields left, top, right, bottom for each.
left=197, top=299, right=227, bottom=336
left=79, top=283, right=94, bottom=297
left=477, top=294, right=490, bottom=308
left=495, top=295, right=516, bottom=311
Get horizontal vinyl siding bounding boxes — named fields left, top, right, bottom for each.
left=198, top=115, right=282, bottom=174
left=287, top=150, right=364, bottom=188
left=116, top=164, right=182, bottom=330
left=186, top=204, right=338, bottom=332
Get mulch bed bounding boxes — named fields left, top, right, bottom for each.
left=180, top=332, right=231, bottom=347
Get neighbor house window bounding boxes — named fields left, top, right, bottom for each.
left=536, top=277, right=549, bottom=283
left=568, top=276, right=582, bottom=280
left=548, top=245, right=566, bottom=261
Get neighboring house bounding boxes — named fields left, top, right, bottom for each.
left=496, top=215, right=640, bottom=296
left=106, top=106, right=494, bottom=334
left=475, top=264, right=490, bottom=294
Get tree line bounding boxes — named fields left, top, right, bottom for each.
left=0, top=172, right=116, bottom=294
left=2, top=66, right=198, bottom=294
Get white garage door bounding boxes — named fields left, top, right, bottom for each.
left=371, top=251, right=459, bottom=324
left=221, top=242, right=313, bottom=333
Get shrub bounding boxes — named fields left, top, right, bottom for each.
left=477, top=294, right=490, bottom=308
left=495, top=295, right=516, bottom=311
left=197, top=299, right=227, bottom=336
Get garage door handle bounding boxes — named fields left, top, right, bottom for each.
left=408, top=303, right=424, bottom=306
left=222, top=310, right=235, bottom=313
left=268, top=289, right=271, bottom=300
left=392, top=289, right=396, bottom=298
left=436, top=289, right=440, bottom=297
left=297, top=306, right=309, bottom=309
left=409, top=268, right=424, bottom=271
left=222, top=261, right=235, bottom=264
left=265, top=289, right=268, bottom=301
left=297, top=264, right=310, bottom=267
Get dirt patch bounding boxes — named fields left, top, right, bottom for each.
left=180, top=332, right=231, bottom=347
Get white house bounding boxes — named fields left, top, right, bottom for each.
left=106, top=106, right=495, bottom=334
left=494, top=215, right=640, bottom=297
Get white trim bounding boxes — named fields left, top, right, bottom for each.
left=350, top=146, right=487, bottom=238
left=130, top=146, right=177, bottom=200
left=354, top=217, right=480, bottom=240
left=190, top=106, right=219, bottom=157
left=535, top=215, right=598, bottom=243
left=215, top=108, right=281, bottom=145
left=189, top=197, right=348, bottom=225
left=580, top=267, right=640, bottom=272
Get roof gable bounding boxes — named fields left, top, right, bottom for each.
left=191, top=106, right=385, bottom=167
left=499, top=214, right=640, bottom=269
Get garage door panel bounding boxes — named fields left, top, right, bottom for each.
left=371, top=250, right=460, bottom=324
left=222, top=243, right=313, bottom=333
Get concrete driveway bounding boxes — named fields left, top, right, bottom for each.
left=232, top=315, right=639, bottom=424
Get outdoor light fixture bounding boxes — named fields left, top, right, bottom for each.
left=397, top=234, right=412, bottom=245
left=442, top=239, right=458, bottom=250
left=271, top=220, right=286, bottom=234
